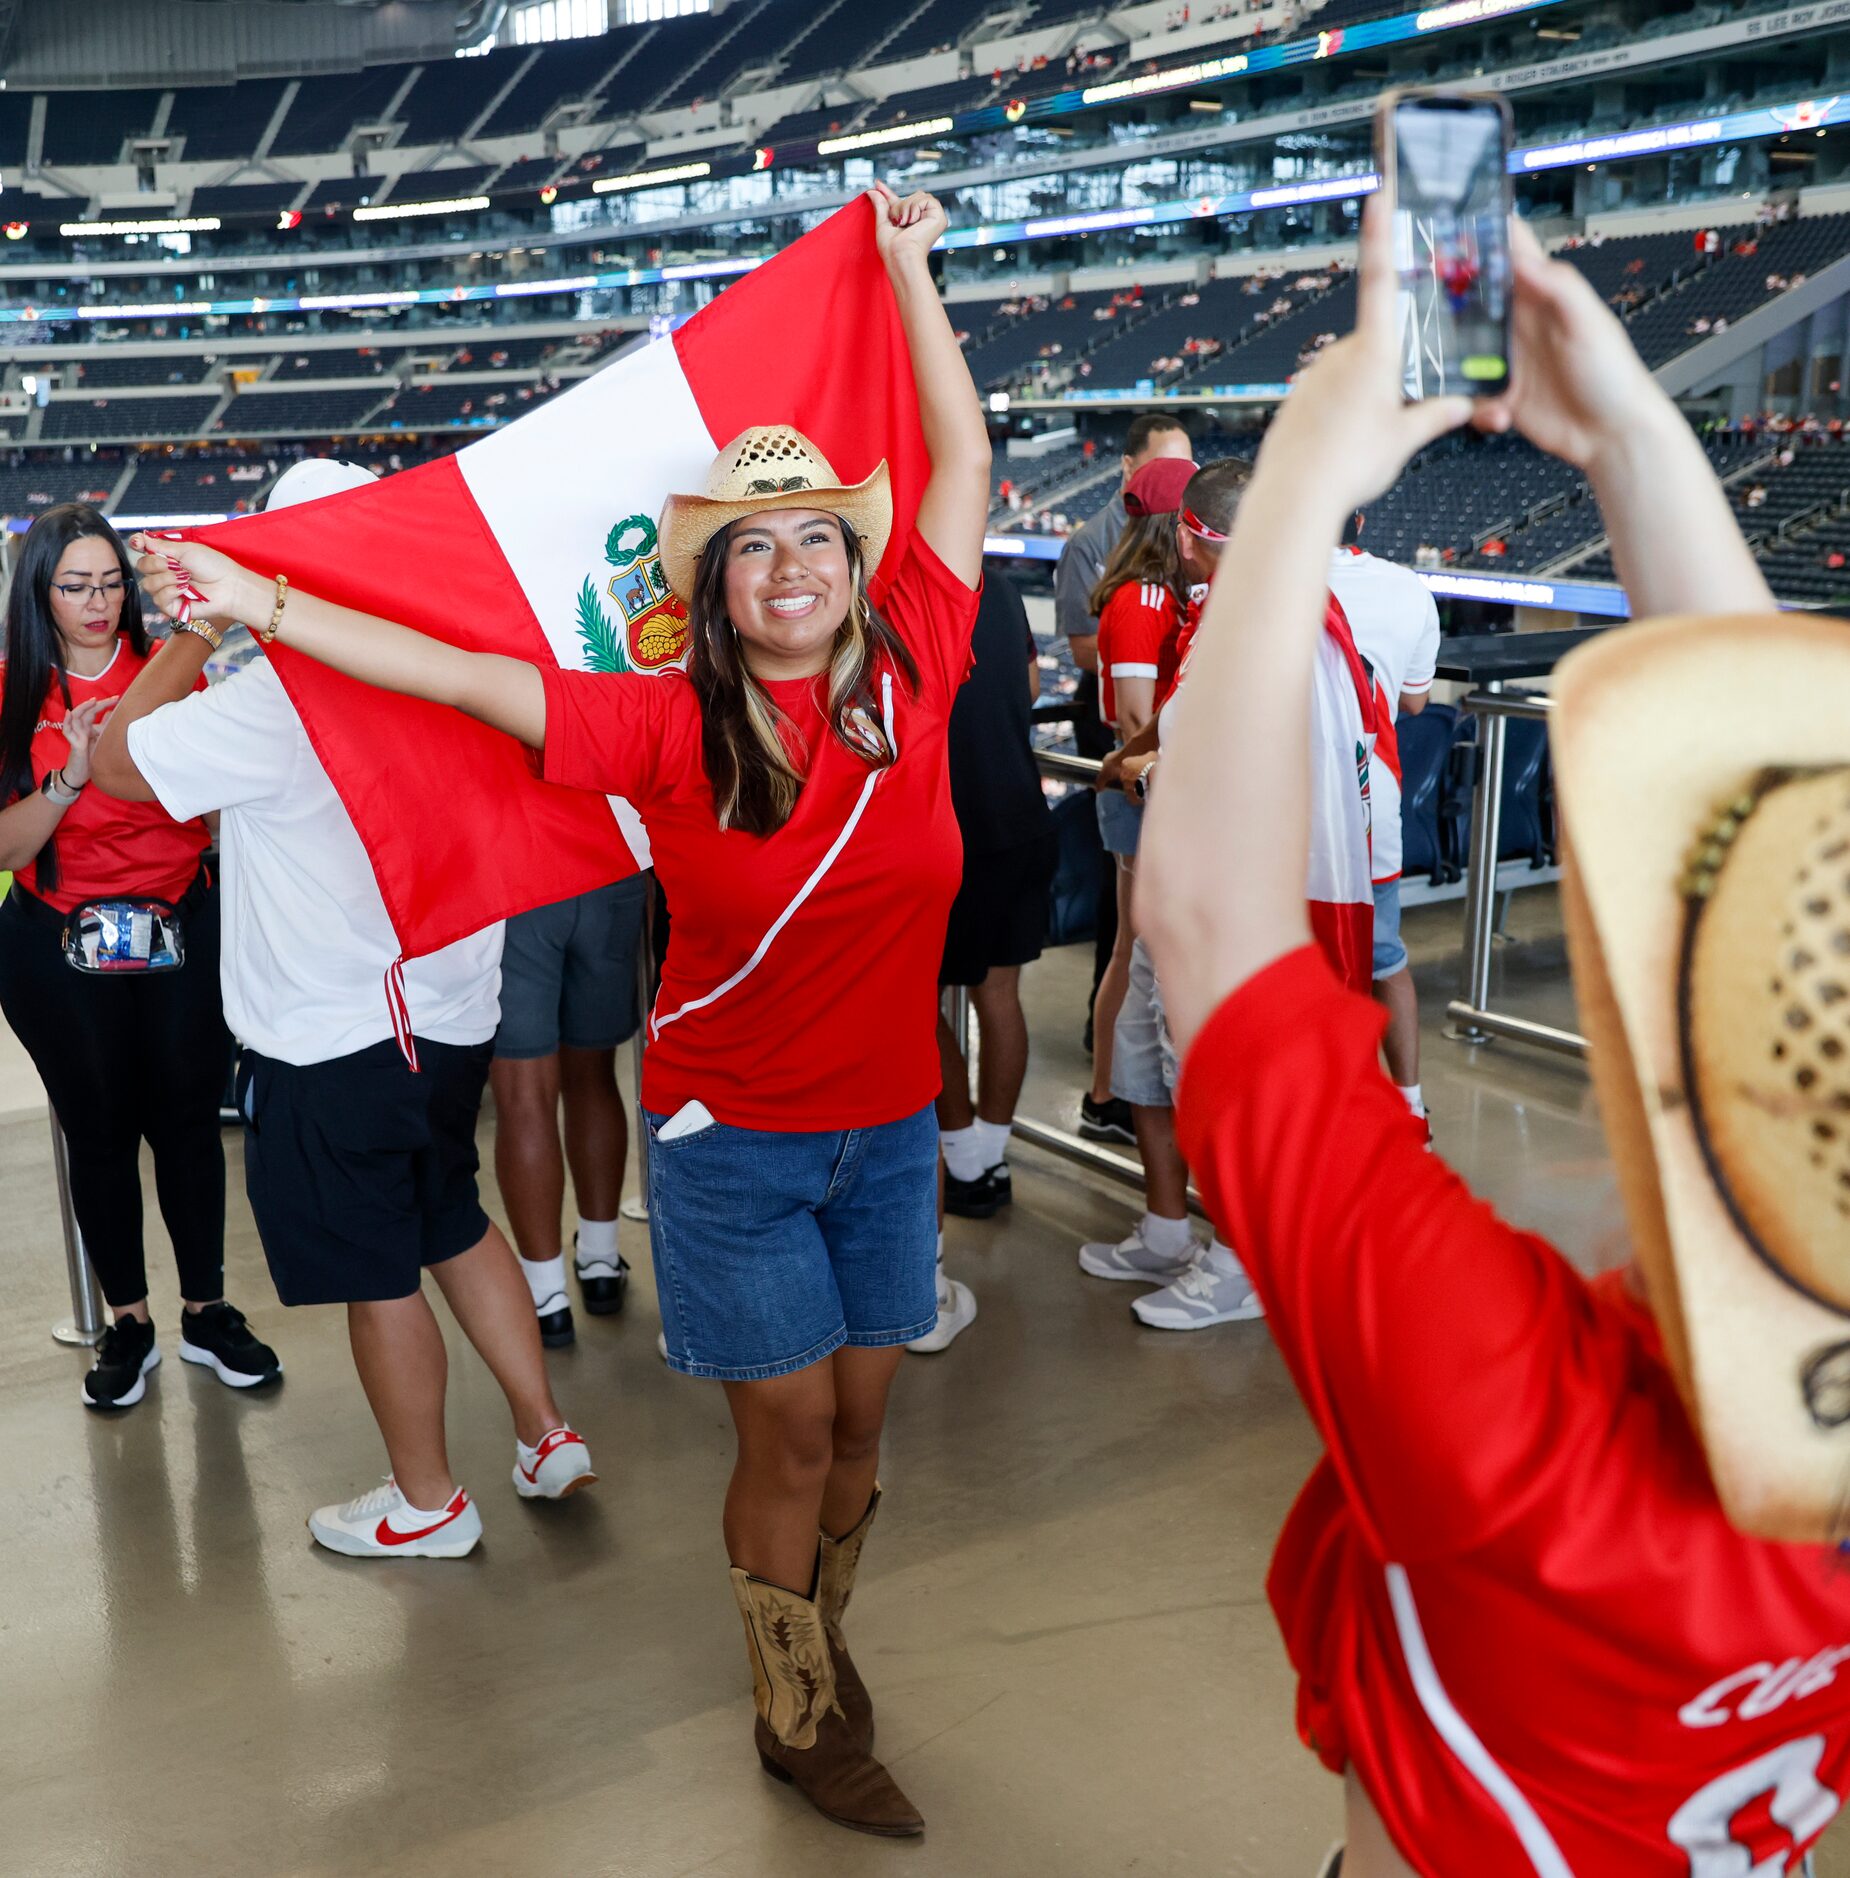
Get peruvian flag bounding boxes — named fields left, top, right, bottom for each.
left=173, top=199, right=929, bottom=958
left=1309, top=595, right=1376, bottom=994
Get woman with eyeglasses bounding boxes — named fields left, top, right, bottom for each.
left=0, top=504, right=279, bottom=1411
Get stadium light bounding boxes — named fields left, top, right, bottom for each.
left=817, top=118, right=954, bottom=155
left=60, top=216, right=221, bottom=236
left=592, top=161, right=712, bottom=194
left=353, top=196, right=492, bottom=222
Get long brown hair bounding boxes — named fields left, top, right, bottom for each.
left=686, top=517, right=921, bottom=837
left=1089, top=510, right=1186, bottom=619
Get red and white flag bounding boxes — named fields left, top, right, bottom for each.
left=172, top=199, right=929, bottom=958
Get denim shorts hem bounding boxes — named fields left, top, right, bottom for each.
left=849, top=1315, right=938, bottom=1350
left=666, top=1325, right=849, bottom=1383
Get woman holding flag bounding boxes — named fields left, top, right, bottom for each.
left=134, top=183, right=988, bottom=1838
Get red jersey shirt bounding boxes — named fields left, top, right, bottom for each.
left=1176, top=947, right=1850, bottom=1878
left=541, top=534, right=977, bottom=1132
left=5, top=639, right=209, bottom=915
left=1096, top=580, right=1179, bottom=729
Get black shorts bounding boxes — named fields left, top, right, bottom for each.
left=939, top=831, right=1058, bottom=988
left=236, top=1036, right=494, bottom=1306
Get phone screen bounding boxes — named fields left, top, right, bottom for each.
left=1391, top=96, right=1512, bottom=399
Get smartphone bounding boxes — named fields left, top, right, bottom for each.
left=1376, top=89, right=1514, bottom=400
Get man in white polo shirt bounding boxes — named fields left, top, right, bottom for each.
left=91, top=459, right=597, bottom=1559
left=1329, top=512, right=1441, bottom=1128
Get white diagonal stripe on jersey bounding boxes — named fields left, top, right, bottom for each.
left=1386, top=1563, right=1577, bottom=1878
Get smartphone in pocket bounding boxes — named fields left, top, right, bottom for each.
left=659, top=1098, right=717, bottom=1141
left=1375, top=88, right=1514, bottom=400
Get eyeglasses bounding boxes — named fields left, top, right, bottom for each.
left=52, top=579, right=126, bottom=602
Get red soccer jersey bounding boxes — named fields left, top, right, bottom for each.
left=1097, top=580, right=1179, bottom=729
left=1176, top=947, right=1850, bottom=1878
left=541, top=533, right=976, bottom=1131
left=4, top=639, right=209, bottom=915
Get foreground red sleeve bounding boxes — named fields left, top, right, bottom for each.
left=1174, top=946, right=1627, bottom=1563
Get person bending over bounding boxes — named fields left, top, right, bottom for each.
left=1141, top=198, right=1850, bottom=1875
left=93, top=461, right=594, bottom=1559
left=130, top=186, right=988, bottom=1839
left=0, top=504, right=277, bottom=1411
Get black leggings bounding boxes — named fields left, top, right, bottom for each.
left=0, top=882, right=229, bottom=1308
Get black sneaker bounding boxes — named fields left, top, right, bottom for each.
left=537, top=1300, right=577, bottom=1349
left=574, top=1237, right=630, bottom=1317
left=1079, top=1095, right=1135, bottom=1144
left=945, top=1164, right=1012, bottom=1220
left=178, top=1301, right=282, bottom=1389
left=83, top=1315, right=160, bottom=1411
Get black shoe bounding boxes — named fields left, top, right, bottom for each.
left=537, top=1301, right=577, bottom=1349
left=574, top=1241, right=630, bottom=1316
left=1079, top=1095, right=1135, bottom=1144
left=945, top=1164, right=1012, bottom=1220
left=178, top=1301, right=282, bottom=1389
left=83, top=1315, right=160, bottom=1411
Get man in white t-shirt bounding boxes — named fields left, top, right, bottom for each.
left=91, top=460, right=597, bottom=1559
left=1329, top=514, right=1441, bottom=1126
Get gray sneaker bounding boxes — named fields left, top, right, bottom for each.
left=1131, top=1245, right=1266, bottom=1330
left=1078, top=1223, right=1199, bottom=1283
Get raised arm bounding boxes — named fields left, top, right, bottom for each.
left=870, top=185, right=991, bottom=589
left=92, top=625, right=213, bottom=802
left=131, top=535, right=547, bottom=748
left=0, top=694, right=111, bottom=869
left=1138, top=198, right=1468, bottom=1053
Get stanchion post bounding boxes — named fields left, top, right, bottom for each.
left=620, top=878, right=655, bottom=1224
left=1454, top=681, right=1508, bottom=1043
left=48, top=1107, right=104, bottom=1346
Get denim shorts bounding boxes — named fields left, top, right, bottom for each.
left=643, top=1101, right=939, bottom=1381
left=1095, top=784, right=1143, bottom=857
left=1109, top=936, right=1171, bottom=1109
left=496, top=875, right=649, bottom=1059
left=1372, top=876, right=1408, bottom=980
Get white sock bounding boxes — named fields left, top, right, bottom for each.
left=1204, top=1239, right=1247, bottom=1279
left=399, top=1489, right=455, bottom=1519
left=575, top=1217, right=620, bottom=1268
left=940, top=1124, right=987, bottom=1182
left=972, top=1118, right=1012, bottom=1170
left=1397, top=1083, right=1425, bottom=1118
left=937, top=1230, right=944, bottom=1257
left=521, top=1252, right=568, bottom=1312
left=1141, top=1211, right=1193, bottom=1257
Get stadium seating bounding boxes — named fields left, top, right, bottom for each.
left=0, top=454, right=121, bottom=516
left=74, top=357, right=214, bottom=390
left=40, top=88, right=168, bottom=168
left=271, top=67, right=411, bottom=157
left=113, top=453, right=275, bottom=517
left=877, top=0, right=1009, bottom=65
left=165, top=78, right=294, bottom=164
left=190, top=181, right=307, bottom=220
left=475, top=42, right=607, bottom=139
left=270, top=348, right=407, bottom=381
left=862, top=77, right=999, bottom=127
left=217, top=388, right=392, bottom=434
left=397, top=47, right=530, bottom=148
left=41, top=397, right=220, bottom=443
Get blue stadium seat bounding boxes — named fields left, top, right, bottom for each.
left=1395, top=702, right=1456, bottom=887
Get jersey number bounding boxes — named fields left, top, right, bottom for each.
left=1668, top=1734, right=1838, bottom=1876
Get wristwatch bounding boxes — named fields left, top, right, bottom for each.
left=174, top=619, right=223, bottom=652
left=42, top=768, right=82, bottom=805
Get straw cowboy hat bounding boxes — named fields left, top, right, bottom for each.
left=1553, top=611, right=1850, bottom=1542
left=658, top=426, right=892, bottom=605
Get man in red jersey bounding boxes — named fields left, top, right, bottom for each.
left=1139, top=195, right=1850, bottom=1877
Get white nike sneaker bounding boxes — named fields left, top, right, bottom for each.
left=513, top=1426, right=597, bottom=1500
left=907, top=1267, right=977, bottom=1353
left=308, top=1479, right=482, bottom=1559
left=1078, top=1220, right=1200, bottom=1283
left=1130, top=1243, right=1266, bottom=1330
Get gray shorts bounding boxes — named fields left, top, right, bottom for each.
left=494, top=875, right=650, bottom=1060
left=1109, top=936, right=1172, bottom=1109
left=1372, top=876, right=1408, bottom=980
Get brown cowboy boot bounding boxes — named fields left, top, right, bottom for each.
left=730, top=1566, right=923, bottom=1837
left=818, top=1487, right=880, bottom=1753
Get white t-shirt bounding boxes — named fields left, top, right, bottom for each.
left=128, top=658, right=503, bottom=1065
left=1328, top=548, right=1441, bottom=884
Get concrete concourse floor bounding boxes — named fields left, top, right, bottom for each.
left=1, top=891, right=1845, bottom=1877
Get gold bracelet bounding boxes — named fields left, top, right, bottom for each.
left=259, top=572, right=288, bottom=645
left=174, top=619, right=223, bottom=652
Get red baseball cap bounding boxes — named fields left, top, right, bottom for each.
left=1122, top=455, right=1198, bottom=518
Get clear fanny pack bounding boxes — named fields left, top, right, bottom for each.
left=62, top=898, right=186, bottom=974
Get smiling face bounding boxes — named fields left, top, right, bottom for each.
left=46, top=534, right=126, bottom=664
left=720, top=508, right=854, bottom=682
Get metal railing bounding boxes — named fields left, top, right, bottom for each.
left=1444, top=685, right=1588, bottom=1061
left=48, top=1107, right=105, bottom=1346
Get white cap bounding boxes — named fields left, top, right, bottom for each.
left=263, top=458, right=377, bottom=512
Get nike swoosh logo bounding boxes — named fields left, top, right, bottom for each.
left=374, top=1504, right=463, bottom=1546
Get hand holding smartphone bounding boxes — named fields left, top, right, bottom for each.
left=1375, top=88, right=1514, bottom=401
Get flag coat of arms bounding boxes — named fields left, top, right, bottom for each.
left=176, top=199, right=929, bottom=959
